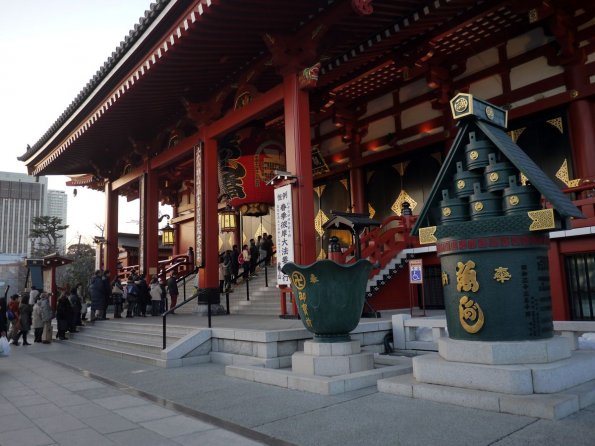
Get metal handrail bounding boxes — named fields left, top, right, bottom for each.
left=238, top=251, right=276, bottom=302
left=162, top=292, right=200, bottom=349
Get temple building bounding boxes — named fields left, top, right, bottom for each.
left=19, top=1, right=595, bottom=320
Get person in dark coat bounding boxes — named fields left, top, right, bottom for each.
left=230, top=245, right=240, bottom=284
left=125, top=275, right=138, bottom=318
left=13, top=295, right=32, bottom=345
left=136, top=274, right=149, bottom=317
left=249, top=239, right=259, bottom=276
left=56, top=293, right=72, bottom=340
left=89, top=270, right=105, bottom=322
left=69, top=286, right=82, bottom=331
left=101, top=270, right=111, bottom=320
left=0, top=285, right=8, bottom=337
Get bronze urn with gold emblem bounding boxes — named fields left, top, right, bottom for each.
left=282, top=259, right=373, bottom=343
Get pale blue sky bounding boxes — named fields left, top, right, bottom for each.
left=0, top=0, right=169, bottom=245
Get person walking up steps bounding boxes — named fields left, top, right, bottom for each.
left=167, top=271, right=179, bottom=314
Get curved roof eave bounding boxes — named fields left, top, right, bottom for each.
left=18, top=0, right=173, bottom=165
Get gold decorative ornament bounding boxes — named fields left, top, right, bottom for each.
left=314, top=209, right=329, bottom=237
left=300, top=303, right=309, bottom=317
left=459, top=296, right=485, bottom=334
left=310, top=274, right=319, bottom=285
left=442, top=207, right=452, bottom=217
left=520, top=172, right=528, bottom=186
left=453, top=96, right=469, bottom=113
left=291, top=272, right=307, bottom=290
left=418, top=226, right=437, bottom=245
left=485, top=106, right=495, bottom=120
left=509, top=195, right=520, bottom=206
left=456, top=180, right=465, bottom=190
left=441, top=272, right=449, bottom=286
left=391, top=190, right=418, bottom=216
left=528, top=209, right=556, bottom=231
left=546, top=117, right=563, bottom=134
left=555, top=159, right=581, bottom=188
left=474, top=202, right=484, bottom=212
left=489, top=172, right=499, bottom=182
left=317, top=249, right=326, bottom=260
left=508, top=127, right=526, bottom=143
left=368, top=203, right=376, bottom=219
left=493, top=267, right=512, bottom=283
left=456, top=260, right=480, bottom=292
left=469, top=151, right=479, bottom=160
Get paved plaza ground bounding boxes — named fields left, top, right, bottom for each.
left=1, top=329, right=595, bottom=446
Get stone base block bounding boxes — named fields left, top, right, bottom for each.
left=378, top=374, right=590, bottom=420
left=225, top=357, right=412, bottom=395
left=413, top=353, right=534, bottom=394
left=194, top=304, right=227, bottom=316
left=292, top=351, right=374, bottom=377
left=414, top=350, right=595, bottom=395
left=303, top=340, right=361, bottom=356
left=438, top=336, right=571, bottom=365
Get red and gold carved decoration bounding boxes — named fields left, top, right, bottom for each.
left=218, top=125, right=285, bottom=216
left=298, top=63, right=321, bottom=90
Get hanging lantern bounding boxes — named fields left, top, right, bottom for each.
left=218, top=124, right=285, bottom=217
left=219, top=207, right=237, bottom=232
left=161, top=222, right=175, bottom=246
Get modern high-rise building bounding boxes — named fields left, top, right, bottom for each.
left=0, top=171, right=48, bottom=256
left=47, top=189, right=68, bottom=254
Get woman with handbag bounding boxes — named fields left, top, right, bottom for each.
left=7, top=294, right=20, bottom=345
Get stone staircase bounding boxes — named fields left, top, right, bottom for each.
left=53, top=319, right=205, bottom=367
left=228, top=267, right=280, bottom=316
left=365, top=249, right=412, bottom=299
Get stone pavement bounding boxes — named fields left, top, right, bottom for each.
left=4, top=341, right=595, bottom=446
left=0, top=347, right=288, bottom=446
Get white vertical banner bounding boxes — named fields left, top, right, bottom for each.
left=274, top=184, right=295, bottom=286
left=194, top=143, right=203, bottom=267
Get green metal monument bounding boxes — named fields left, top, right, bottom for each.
left=412, top=93, right=584, bottom=342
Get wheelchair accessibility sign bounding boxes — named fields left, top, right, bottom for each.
left=409, top=259, right=423, bottom=284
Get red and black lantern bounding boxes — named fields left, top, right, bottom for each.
left=218, top=124, right=285, bottom=216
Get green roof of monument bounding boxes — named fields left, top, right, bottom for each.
left=412, top=94, right=584, bottom=235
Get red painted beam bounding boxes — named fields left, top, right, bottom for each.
left=206, top=84, right=284, bottom=138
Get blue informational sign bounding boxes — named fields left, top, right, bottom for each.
left=409, top=259, right=423, bottom=284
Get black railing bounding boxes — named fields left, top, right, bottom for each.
left=178, top=267, right=198, bottom=303
left=566, top=253, right=595, bottom=321
left=162, top=293, right=200, bottom=349
left=236, top=251, right=275, bottom=302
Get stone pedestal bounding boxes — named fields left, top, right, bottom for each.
left=378, top=336, right=595, bottom=419
left=292, top=340, right=374, bottom=377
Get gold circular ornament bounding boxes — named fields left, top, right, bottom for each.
left=454, top=97, right=469, bottom=113
left=489, top=172, right=499, bottom=182
left=456, top=180, right=465, bottom=190
left=474, top=202, right=484, bottom=212
left=509, top=195, right=520, bottom=206
left=290, top=272, right=307, bottom=291
left=485, top=106, right=495, bottom=120
left=469, top=151, right=479, bottom=160
left=442, top=207, right=452, bottom=217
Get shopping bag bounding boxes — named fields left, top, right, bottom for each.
left=0, top=336, right=11, bottom=357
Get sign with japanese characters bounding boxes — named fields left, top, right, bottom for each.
left=274, top=184, right=295, bottom=286
left=409, top=258, right=423, bottom=284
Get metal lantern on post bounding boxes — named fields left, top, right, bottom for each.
left=158, top=214, right=174, bottom=246
left=219, top=206, right=237, bottom=233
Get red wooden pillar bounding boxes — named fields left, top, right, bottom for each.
left=548, top=239, right=569, bottom=320
left=283, top=72, right=316, bottom=264
left=145, top=168, right=159, bottom=276
left=565, top=63, right=595, bottom=182
left=104, top=181, right=119, bottom=275
left=200, top=137, right=220, bottom=294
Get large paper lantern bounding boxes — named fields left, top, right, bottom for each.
left=218, top=125, right=285, bottom=216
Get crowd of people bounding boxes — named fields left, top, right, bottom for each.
left=219, top=233, right=274, bottom=292
left=0, top=238, right=273, bottom=346
left=0, top=268, right=181, bottom=346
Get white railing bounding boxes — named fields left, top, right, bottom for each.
left=392, top=314, right=595, bottom=352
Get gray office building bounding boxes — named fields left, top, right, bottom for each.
left=47, top=189, right=68, bottom=254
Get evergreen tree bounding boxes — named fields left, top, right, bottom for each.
left=29, top=216, right=69, bottom=256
